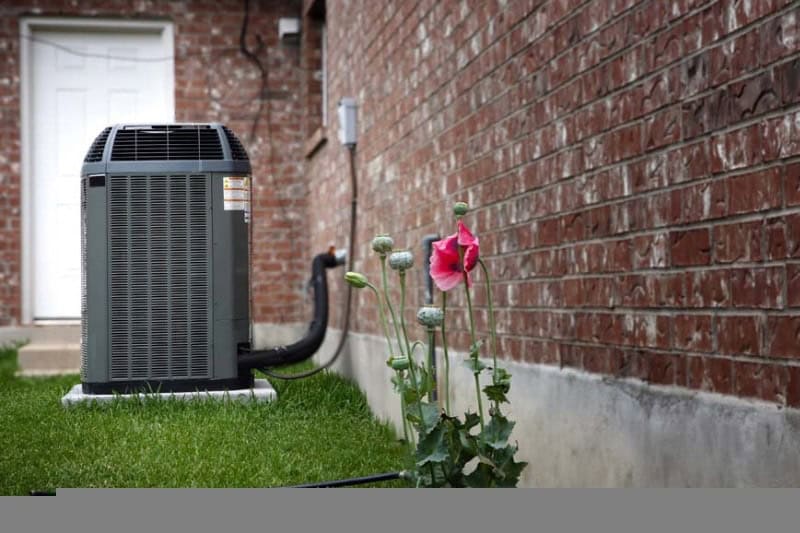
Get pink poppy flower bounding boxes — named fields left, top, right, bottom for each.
left=430, top=221, right=480, bottom=291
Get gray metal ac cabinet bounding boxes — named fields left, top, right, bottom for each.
left=80, top=124, right=252, bottom=394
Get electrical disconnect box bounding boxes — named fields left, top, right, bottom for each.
left=337, top=98, right=358, bottom=146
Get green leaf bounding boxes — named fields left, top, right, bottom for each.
left=491, top=444, right=528, bottom=487
left=463, top=411, right=481, bottom=431
left=482, top=413, right=515, bottom=450
left=469, top=340, right=484, bottom=358
left=419, top=402, right=441, bottom=435
left=464, top=462, right=494, bottom=488
left=463, top=358, right=487, bottom=374
left=415, top=425, right=448, bottom=467
left=483, top=383, right=510, bottom=404
left=494, top=367, right=512, bottom=382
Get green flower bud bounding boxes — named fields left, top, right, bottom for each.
left=453, top=201, right=469, bottom=217
left=371, top=234, right=394, bottom=256
left=390, top=356, right=410, bottom=371
left=344, top=271, right=368, bottom=288
left=388, top=250, right=414, bottom=271
left=416, top=306, right=444, bottom=328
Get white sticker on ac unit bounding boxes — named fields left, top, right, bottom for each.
left=223, top=177, right=250, bottom=213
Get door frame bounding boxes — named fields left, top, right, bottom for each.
left=19, top=16, right=175, bottom=324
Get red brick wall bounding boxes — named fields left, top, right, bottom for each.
left=308, top=0, right=800, bottom=407
left=0, top=0, right=308, bottom=326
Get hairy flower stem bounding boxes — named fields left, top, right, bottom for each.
left=426, top=329, right=436, bottom=403
left=396, top=374, right=412, bottom=450
left=366, top=281, right=411, bottom=448
left=479, top=259, right=500, bottom=412
left=398, top=271, right=413, bottom=359
left=380, top=257, right=406, bottom=357
left=367, top=283, right=395, bottom=355
left=463, top=279, right=485, bottom=431
left=399, top=270, right=436, bottom=484
left=441, top=292, right=451, bottom=416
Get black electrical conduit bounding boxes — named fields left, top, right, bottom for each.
left=245, top=145, right=358, bottom=380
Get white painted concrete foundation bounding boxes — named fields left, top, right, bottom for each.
left=313, top=328, right=800, bottom=487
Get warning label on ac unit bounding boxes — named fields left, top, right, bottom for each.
left=223, top=177, right=250, bottom=218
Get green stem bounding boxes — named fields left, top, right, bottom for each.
left=400, top=272, right=436, bottom=484
left=463, top=270, right=484, bottom=431
left=367, top=283, right=394, bottom=355
left=381, top=257, right=405, bottom=357
left=426, top=329, right=436, bottom=403
left=396, top=374, right=411, bottom=451
left=369, top=281, right=411, bottom=449
left=479, top=259, right=500, bottom=411
left=399, top=271, right=412, bottom=359
left=441, top=292, right=451, bottom=416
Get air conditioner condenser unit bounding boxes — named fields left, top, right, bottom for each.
left=77, top=123, right=341, bottom=396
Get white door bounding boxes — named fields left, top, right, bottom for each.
left=29, top=26, right=174, bottom=319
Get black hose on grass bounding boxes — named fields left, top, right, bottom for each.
left=288, top=470, right=409, bottom=488
left=29, top=470, right=409, bottom=494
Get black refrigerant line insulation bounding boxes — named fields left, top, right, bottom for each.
left=239, top=145, right=357, bottom=379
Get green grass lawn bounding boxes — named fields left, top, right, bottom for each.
left=0, top=345, right=411, bottom=494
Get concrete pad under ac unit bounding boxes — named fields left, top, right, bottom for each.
left=61, top=378, right=277, bottom=407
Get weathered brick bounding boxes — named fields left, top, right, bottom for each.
left=686, top=269, right=730, bottom=308
left=729, top=71, right=782, bottom=123
left=730, top=167, right=783, bottom=215
left=767, top=315, right=800, bottom=358
left=670, top=229, right=711, bottom=266
left=733, top=361, right=789, bottom=404
left=712, top=220, right=763, bottom=264
left=717, top=315, right=764, bottom=355
left=766, top=214, right=800, bottom=259
left=729, top=267, right=784, bottom=309
left=688, top=356, right=732, bottom=394
left=673, top=314, right=713, bottom=352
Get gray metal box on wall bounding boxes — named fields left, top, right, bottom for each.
left=80, top=124, right=252, bottom=394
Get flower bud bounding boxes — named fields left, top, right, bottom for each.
left=453, top=201, right=469, bottom=218
left=371, top=234, right=394, bottom=256
left=416, top=306, right=444, bottom=328
left=388, top=250, right=414, bottom=271
left=389, top=356, right=410, bottom=371
left=344, top=271, right=368, bottom=289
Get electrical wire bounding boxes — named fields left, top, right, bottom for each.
left=260, top=145, right=358, bottom=380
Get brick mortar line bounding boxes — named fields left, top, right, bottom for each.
left=468, top=306, right=800, bottom=320
left=476, top=262, right=795, bottom=282
left=522, top=337, right=800, bottom=369
left=481, top=306, right=800, bottom=316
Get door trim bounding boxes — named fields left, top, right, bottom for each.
left=19, top=17, right=175, bottom=324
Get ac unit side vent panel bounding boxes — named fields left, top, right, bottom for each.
left=108, top=175, right=210, bottom=380
left=110, top=126, right=225, bottom=161
left=80, top=177, right=88, bottom=381
left=84, top=127, right=111, bottom=162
